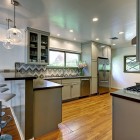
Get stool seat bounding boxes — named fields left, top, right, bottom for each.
left=0, top=94, right=15, bottom=102
left=0, top=84, right=7, bottom=88
left=0, top=88, right=9, bottom=93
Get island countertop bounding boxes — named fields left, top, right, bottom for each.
left=110, top=89, right=140, bottom=103
left=33, top=79, right=63, bottom=91
left=0, top=72, right=37, bottom=81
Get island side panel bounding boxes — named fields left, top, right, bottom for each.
left=113, top=96, right=140, bottom=140
left=34, top=88, right=62, bottom=138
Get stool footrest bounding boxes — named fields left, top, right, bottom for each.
left=0, top=94, right=16, bottom=102
left=0, top=84, right=7, bottom=88
left=0, top=134, right=12, bottom=140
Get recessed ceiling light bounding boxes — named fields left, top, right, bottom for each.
left=92, top=18, right=98, bottom=22
left=69, top=30, right=73, bottom=33
left=57, top=34, right=60, bottom=36
left=119, top=32, right=124, bottom=34
left=112, top=44, right=116, bottom=46
left=74, top=38, right=76, bottom=40
left=96, top=38, right=99, bottom=41
left=101, top=46, right=105, bottom=48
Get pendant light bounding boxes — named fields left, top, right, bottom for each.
left=7, top=0, right=22, bottom=43
left=3, top=19, right=14, bottom=49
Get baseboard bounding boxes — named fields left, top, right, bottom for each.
left=10, top=107, right=25, bottom=140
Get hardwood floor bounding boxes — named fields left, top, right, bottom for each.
left=36, top=93, right=113, bottom=140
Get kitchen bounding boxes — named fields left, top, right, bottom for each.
left=0, top=0, right=139, bottom=140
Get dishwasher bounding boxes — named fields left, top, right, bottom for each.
left=80, top=78, right=90, bottom=97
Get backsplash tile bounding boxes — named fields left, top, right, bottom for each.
left=15, top=63, right=79, bottom=78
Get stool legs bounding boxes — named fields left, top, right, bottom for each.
left=0, top=101, right=12, bottom=140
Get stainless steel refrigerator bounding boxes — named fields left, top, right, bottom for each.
left=97, top=57, right=110, bottom=94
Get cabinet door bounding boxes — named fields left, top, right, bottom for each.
left=40, top=34, right=49, bottom=64
left=28, top=32, right=39, bottom=63
left=92, top=60, right=97, bottom=78
left=91, top=78, right=97, bottom=94
left=62, top=84, right=71, bottom=100
left=107, top=46, right=111, bottom=63
left=102, top=47, right=108, bottom=58
left=71, top=83, right=80, bottom=98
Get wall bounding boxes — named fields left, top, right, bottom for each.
left=0, top=25, right=81, bottom=70
left=50, top=37, right=81, bottom=53
left=111, top=46, right=140, bottom=89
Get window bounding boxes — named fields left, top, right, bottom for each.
left=124, top=55, right=140, bottom=73
left=49, top=50, right=80, bottom=67
left=66, top=53, right=80, bottom=67
left=49, top=50, right=64, bottom=67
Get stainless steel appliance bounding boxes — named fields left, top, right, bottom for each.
left=97, top=57, right=110, bottom=94
left=80, top=79, right=90, bottom=97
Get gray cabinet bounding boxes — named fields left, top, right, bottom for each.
left=62, top=83, right=71, bottom=100
left=62, top=79, right=80, bottom=100
left=26, top=27, right=50, bottom=64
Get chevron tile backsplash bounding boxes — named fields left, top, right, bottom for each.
left=15, top=63, right=79, bottom=78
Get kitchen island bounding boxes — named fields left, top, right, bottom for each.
left=0, top=73, right=63, bottom=140
left=111, top=89, right=140, bottom=140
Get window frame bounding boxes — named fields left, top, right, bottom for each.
left=124, top=55, right=140, bottom=73
left=48, top=49, right=81, bottom=68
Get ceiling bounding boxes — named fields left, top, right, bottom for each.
left=0, top=0, right=136, bottom=48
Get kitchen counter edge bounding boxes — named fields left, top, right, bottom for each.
left=110, top=89, right=140, bottom=103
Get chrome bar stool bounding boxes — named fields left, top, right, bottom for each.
left=0, top=84, right=15, bottom=140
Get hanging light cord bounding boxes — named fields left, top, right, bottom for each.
left=14, top=2, right=16, bottom=28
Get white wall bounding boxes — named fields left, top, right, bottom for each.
left=50, top=37, right=81, bottom=53
left=111, top=46, right=140, bottom=89
left=0, top=25, right=81, bottom=70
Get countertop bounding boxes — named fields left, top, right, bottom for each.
left=0, top=72, right=37, bottom=81
left=44, top=76, right=91, bottom=80
left=110, top=89, right=140, bottom=103
left=33, top=80, right=63, bottom=91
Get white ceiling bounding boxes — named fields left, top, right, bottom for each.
left=0, top=0, right=136, bottom=48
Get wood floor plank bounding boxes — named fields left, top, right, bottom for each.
left=36, top=93, right=114, bottom=140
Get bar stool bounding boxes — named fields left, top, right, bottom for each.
left=0, top=85, right=10, bottom=117
left=0, top=93, right=15, bottom=140
left=0, top=84, right=15, bottom=139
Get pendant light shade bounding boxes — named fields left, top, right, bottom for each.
left=3, top=19, right=14, bottom=49
left=7, top=0, right=22, bottom=43
left=7, top=27, right=22, bottom=43
left=3, top=38, right=14, bottom=49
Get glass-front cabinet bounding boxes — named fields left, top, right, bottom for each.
left=27, top=27, right=50, bottom=64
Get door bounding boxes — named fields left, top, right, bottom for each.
left=98, top=57, right=110, bottom=94
left=62, top=84, right=71, bottom=100
left=71, top=83, right=80, bottom=98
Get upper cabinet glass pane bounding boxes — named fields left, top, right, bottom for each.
left=66, top=53, right=80, bottom=67
left=29, top=32, right=38, bottom=63
left=41, top=35, right=48, bottom=63
left=49, top=51, right=64, bottom=67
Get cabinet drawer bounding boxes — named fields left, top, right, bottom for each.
left=62, top=79, right=80, bottom=84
